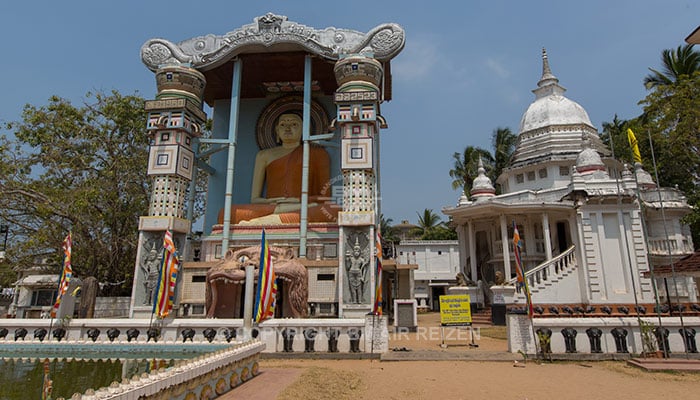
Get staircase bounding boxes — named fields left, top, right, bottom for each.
left=506, top=245, right=578, bottom=302
left=471, top=306, right=493, bottom=326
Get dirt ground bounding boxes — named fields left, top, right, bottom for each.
left=249, top=313, right=700, bottom=400
left=265, top=359, right=700, bottom=400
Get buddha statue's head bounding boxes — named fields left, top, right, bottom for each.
left=275, top=113, right=303, bottom=145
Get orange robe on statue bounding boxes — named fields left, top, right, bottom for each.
left=218, top=145, right=338, bottom=224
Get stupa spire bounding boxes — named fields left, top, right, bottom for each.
left=538, top=48, right=559, bottom=87
left=534, top=48, right=566, bottom=99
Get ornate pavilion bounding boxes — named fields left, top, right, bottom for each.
left=129, top=14, right=408, bottom=320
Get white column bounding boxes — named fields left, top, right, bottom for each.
left=468, top=221, right=477, bottom=282
left=542, top=213, right=552, bottom=260
left=571, top=212, right=591, bottom=302
left=500, top=215, right=511, bottom=280
left=243, top=264, right=254, bottom=339
left=523, top=217, right=535, bottom=261
left=686, top=277, right=697, bottom=303
left=457, top=223, right=466, bottom=274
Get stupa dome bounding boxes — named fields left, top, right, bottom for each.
left=634, top=163, right=657, bottom=190
left=575, top=147, right=606, bottom=174
left=519, top=49, right=593, bottom=133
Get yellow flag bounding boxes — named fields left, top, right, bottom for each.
left=627, top=128, right=642, bottom=164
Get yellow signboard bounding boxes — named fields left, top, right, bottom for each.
left=439, top=294, right=472, bottom=326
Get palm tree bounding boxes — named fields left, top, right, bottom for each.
left=379, top=214, right=398, bottom=243
left=601, top=114, right=632, bottom=161
left=449, top=146, right=493, bottom=196
left=415, top=208, right=443, bottom=238
left=491, top=127, right=517, bottom=185
left=644, top=44, right=700, bottom=89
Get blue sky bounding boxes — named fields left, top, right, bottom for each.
left=0, top=1, right=697, bottom=226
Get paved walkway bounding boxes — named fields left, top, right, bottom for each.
left=217, top=368, right=303, bottom=400
left=627, top=358, right=700, bottom=371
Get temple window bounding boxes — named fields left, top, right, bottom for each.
left=538, top=168, right=548, bottom=178
left=516, top=174, right=524, bottom=183
left=31, top=290, right=56, bottom=306
left=527, top=171, right=536, bottom=181
left=317, top=274, right=335, bottom=281
left=559, top=166, right=569, bottom=176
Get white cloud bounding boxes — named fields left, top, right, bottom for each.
left=391, top=35, right=439, bottom=81
left=485, top=57, right=510, bottom=79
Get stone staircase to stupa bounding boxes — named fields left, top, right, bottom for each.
left=506, top=245, right=579, bottom=304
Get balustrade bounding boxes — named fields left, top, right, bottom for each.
left=506, top=246, right=576, bottom=293
left=647, top=237, right=693, bottom=256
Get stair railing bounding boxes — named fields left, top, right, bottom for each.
left=505, top=245, right=576, bottom=292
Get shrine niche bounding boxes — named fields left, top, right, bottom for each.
left=205, top=246, right=308, bottom=318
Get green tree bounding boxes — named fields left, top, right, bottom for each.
left=0, top=91, right=149, bottom=294
left=601, top=114, right=640, bottom=163
left=420, top=225, right=457, bottom=240
left=644, top=44, right=700, bottom=89
left=449, top=146, right=493, bottom=196
left=414, top=208, right=444, bottom=239
left=638, top=73, right=700, bottom=248
left=491, top=127, right=517, bottom=188
left=379, top=214, right=398, bottom=243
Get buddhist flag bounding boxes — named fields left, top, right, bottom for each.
left=50, top=233, right=73, bottom=318
left=254, top=230, right=277, bottom=323
left=513, top=222, right=534, bottom=318
left=152, top=230, right=180, bottom=318
left=372, top=229, right=383, bottom=316
left=41, top=358, right=52, bottom=400
left=627, top=128, right=642, bottom=164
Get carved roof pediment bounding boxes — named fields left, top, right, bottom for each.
left=141, top=13, right=405, bottom=71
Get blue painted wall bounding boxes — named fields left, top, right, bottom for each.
left=202, top=96, right=339, bottom=234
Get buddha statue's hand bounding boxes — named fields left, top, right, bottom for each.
left=274, top=197, right=300, bottom=204
left=273, top=199, right=319, bottom=214
left=251, top=196, right=279, bottom=204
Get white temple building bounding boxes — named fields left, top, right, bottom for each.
left=443, top=50, right=696, bottom=323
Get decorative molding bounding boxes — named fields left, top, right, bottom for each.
left=141, top=13, right=405, bottom=71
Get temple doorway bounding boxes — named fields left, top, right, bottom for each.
left=556, top=221, right=569, bottom=253
left=431, top=286, right=446, bottom=311
left=475, top=231, right=491, bottom=282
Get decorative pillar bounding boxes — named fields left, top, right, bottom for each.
left=523, top=218, right=536, bottom=264
left=456, top=223, right=466, bottom=275
left=500, top=215, right=511, bottom=281
left=130, top=64, right=207, bottom=318
left=542, top=213, right=552, bottom=260
left=334, top=54, right=384, bottom=318
left=468, top=221, right=477, bottom=282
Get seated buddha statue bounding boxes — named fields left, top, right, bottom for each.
left=218, top=113, right=339, bottom=225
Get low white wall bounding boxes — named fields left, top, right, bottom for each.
left=0, top=317, right=385, bottom=353
left=75, top=341, right=264, bottom=400
left=507, top=314, right=700, bottom=355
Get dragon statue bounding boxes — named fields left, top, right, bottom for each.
left=205, top=245, right=308, bottom=318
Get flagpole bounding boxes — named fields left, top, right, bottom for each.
left=512, top=221, right=539, bottom=358
left=625, top=129, right=668, bottom=356
left=646, top=129, right=690, bottom=358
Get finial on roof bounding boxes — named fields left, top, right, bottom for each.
left=538, top=47, right=559, bottom=87
left=634, top=162, right=657, bottom=190
left=470, top=156, right=495, bottom=201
